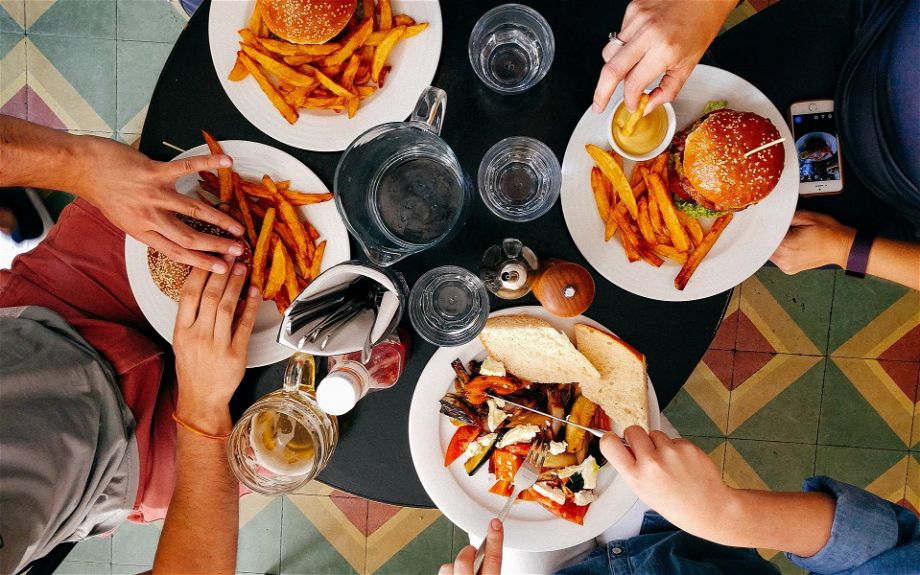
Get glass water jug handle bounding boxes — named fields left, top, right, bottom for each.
left=283, top=352, right=316, bottom=394
left=409, top=86, right=447, bottom=135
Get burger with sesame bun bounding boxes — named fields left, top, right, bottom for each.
left=668, top=105, right=785, bottom=218
left=261, top=0, right=357, bottom=44
left=147, top=216, right=252, bottom=302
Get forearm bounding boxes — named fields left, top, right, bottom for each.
left=0, top=115, right=98, bottom=197
left=698, top=489, right=835, bottom=558
left=865, top=237, right=920, bottom=290
left=153, top=406, right=238, bottom=575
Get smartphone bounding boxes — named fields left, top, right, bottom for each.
left=788, top=100, right=844, bottom=196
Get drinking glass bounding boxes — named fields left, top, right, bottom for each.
left=468, top=4, right=555, bottom=94
left=228, top=353, right=338, bottom=495
left=478, top=136, right=561, bottom=221
left=408, top=266, right=490, bottom=346
left=335, top=87, right=472, bottom=266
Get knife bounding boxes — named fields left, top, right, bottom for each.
left=485, top=393, right=608, bottom=439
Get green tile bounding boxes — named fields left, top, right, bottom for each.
left=238, top=497, right=283, bottom=575
left=373, top=515, right=454, bottom=575
left=769, top=552, right=808, bottom=575
left=116, top=0, right=186, bottom=42
left=730, top=359, right=825, bottom=443
left=815, top=445, right=907, bottom=491
left=54, top=560, right=112, bottom=574
left=26, top=0, right=115, bottom=38
left=818, top=359, right=910, bottom=450
left=751, top=267, right=835, bottom=354
left=727, top=439, right=816, bottom=492
left=28, top=34, right=116, bottom=129
left=0, top=29, right=22, bottom=58
left=0, top=2, right=24, bottom=33
left=67, top=535, right=112, bottom=564
left=111, top=521, right=160, bottom=567
left=829, top=270, right=912, bottom=351
left=663, top=387, right=725, bottom=437
left=112, top=564, right=149, bottom=575
left=280, top=496, right=358, bottom=575
left=451, top=523, right=470, bottom=557
left=115, top=39, right=173, bottom=131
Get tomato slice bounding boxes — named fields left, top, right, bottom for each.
left=520, top=488, right=589, bottom=525
left=444, top=425, right=480, bottom=467
left=491, top=449, right=523, bottom=482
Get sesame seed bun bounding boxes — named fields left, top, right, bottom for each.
left=147, top=216, right=252, bottom=302
left=261, top=0, right=357, bottom=45
left=682, top=110, right=784, bottom=212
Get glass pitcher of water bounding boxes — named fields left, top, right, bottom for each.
left=334, top=86, right=472, bottom=266
left=228, top=353, right=338, bottom=495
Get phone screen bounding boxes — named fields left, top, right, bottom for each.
left=792, top=112, right=841, bottom=183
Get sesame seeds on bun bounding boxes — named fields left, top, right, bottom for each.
left=261, top=0, right=357, bottom=44
left=682, top=110, right=784, bottom=212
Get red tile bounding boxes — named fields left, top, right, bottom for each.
left=899, top=498, right=918, bottom=517
left=329, top=494, right=369, bottom=535
left=735, top=311, right=776, bottom=353
left=26, top=86, right=66, bottom=130
left=880, top=324, right=920, bottom=362
left=732, top=351, right=775, bottom=390
left=748, top=0, right=776, bottom=10
left=703, top=349, right=734, bottom=391
left=878, top=360, right=920, bottom=403
left=0, top=86, right=27, bottom=120
left=710, top=309, right=738, bottom=351
left=366, top=500, right=402, bottom=536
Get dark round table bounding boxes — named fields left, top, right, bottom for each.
left=140, top=0, right=731, bottom=508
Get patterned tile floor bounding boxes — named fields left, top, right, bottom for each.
left=2, top=1, right=917, bottom=574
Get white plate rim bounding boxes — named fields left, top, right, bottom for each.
left=560, top=64, right=799, bottom=302
left=124, top=140, right=351, bottom=367
left=208, top=0, right=444, bottom=152
left=408, top=305, right=661, bottom=552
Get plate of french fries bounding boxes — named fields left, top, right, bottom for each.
left=125, top=138, right=351, bottom=367
left=209, top=0, right=442, bottom=151
left=560, top=65, right=798, bottom=302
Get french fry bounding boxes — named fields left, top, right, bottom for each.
left=238, top=28, right=261, bottom=46
left=247, top=0, right=263, bottom=33
left=228, top=54, right=249, bottom=81
left=636, top=239, right=664, bottom=267
left=654, top=244, right=689, bottom=264
left=322, top=18, right=374, bottom=68
left=273, top=291, right=291, bottom=315
left=240, top=44, right=316, bottom=88
left=252, top=207, right=276, bottom=290
left=637, top=197, right=656, bottom=244
left=264, top=176, right=309, bottom=264
left=362, top=0, right=375, bottom=21
left=282, top=190, right=333, bottom=206
left=258, top=37, right=339, bottom=57
left=622, top=93, right=650, bottom=137
left=356, top=85, right=376, bottom=99
left=283, top=245, right=299, bottom=302
left=394, top=14, right=416, bottom=26
left=650, top=152, right=667, bottom=177
left=586, top=144, right=638, bottom=219
left=377, top=65, right=392, bottom=87
left=677, top=210, right=705, bottom=246
left=590, top=167, right=610, bottom=224
left=610, top=207, right=641, bottom=262
left=379, top=0, right=393, bottom=30
left=232, top=174, right=258, bottom=247
left=372, top=26, right=405, bottom=83
left=272, top=221, right=309, bottom=277
left=240, top=181, right=276, bottom=200
left=317, top=63, right=345, bottom=77
left=304, top=219, right=320, bottom=242
left=264, top=239, right=287, bottom=299
left=313, top=69, right=354, bottom=98
left=675, top=213, right=733, bottom=290
left=309, top=240, right=326, bottom=280
left=201, top=130, right=232, bottom=204
left=198, top=170, right=220, bottom=190
left=647, top=171, right=689, bottom=251
left=648, top=179, right=665, bottom=235
left=238, top=52, right=299, bottom=124
left=346, top=96, right=359, bottom=118
left=341, top=54, right=360, bottom=91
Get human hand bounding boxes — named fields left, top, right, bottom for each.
left=592, top=0, right=736, bottom=114
left=601, top=426, right=734, bottom=541
left=173, top=261, right=261, bottom=435
left=439, top=519, right=503, bottom=575
left=770, top=210, right=856, bottom=274
left=77, top=135, right=246, bottom=273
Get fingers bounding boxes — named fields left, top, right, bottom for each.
left=232, top=285, right=261, bottom=353
left=167, top=194, right=245, bottom=238
left=623, top=425, right=655, bottom=459
left=196, top=257, right=235, bottom=331
left=481, top=518, right=504, bottom=575
left=790, top=210, right=818, bottom=226
left=142, top=230, right=229, bottom=274
left=622, top=54, right=663, bottom=112
left=176, top=267, right=209, bottom=329
left=452, top=545, right=476, bottom=575
left=214, top=262, right=248, bottom=344
left=159, top=212, right=245, bottom=260
left=648, top=429, right=674, bottom=449
left=601, top=432, right=636, bottom=473
left=592, top=45, right=642, bottom=113
left=438, top=563, right=453, bottom=575
left=645, top=67, right=691, bottom=112
left=165, top=153, right=232, bottom=179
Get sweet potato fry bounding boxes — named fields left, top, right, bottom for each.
left=238, top=52, right=298, bottom=124
left=264, top=176, right=309, bottom=263
left=272, top=221, right=308, bottom=277
left=304, top=219, right=320, bottom=242
left=378, top=0, right=393, bottom=30
left=637, top=197, right=656, bottom=244
left=309, top=241, right=326, bottom=280
left=284, top=245, right=299, bottom=302
left=241, top=44, right=316, bottom=88
left=586, top=144, right=638, bottom=219
left=675, top=213, right=733, bottom=290
left=646, top=171, right=689, bottom=251
left=240, top=181, right=276, bottom=200
left=232, top=173, right=258, bottom=247
left=201, top=130, right=232, bottom=204
left=372, top=26, right=405, bottom=83
left=323, top=17, right=374, bottom=68
left=252, top=207, right=276, bottom=290
left=264, top=239, right=287, bottom=299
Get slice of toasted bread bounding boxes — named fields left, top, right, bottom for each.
left=478, top=316, right=600, bottom=384
left=575, top=324, right=649, bottom=430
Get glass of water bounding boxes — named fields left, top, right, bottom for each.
left=468, top=4, right=555, bottom=94
left=409, top=266, right=490, bottom=347
left=478, top=136, right=561, bottom=222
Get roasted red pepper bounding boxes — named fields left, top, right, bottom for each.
left=444, top=425, right=480, bottom=467
left=463, top=376, right=525, bottom=405
left=520, top=488, right=589, bottom=525
left=491, top=449, right=523, bottom=482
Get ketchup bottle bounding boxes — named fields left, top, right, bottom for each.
left=315, top=331, right=408, bottom=416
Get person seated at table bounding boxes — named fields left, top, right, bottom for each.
left=0, top=115, right=253, bottom=573
left=441, top=426, right=920, bottom=575
left=591, top=0, right=919, bottom=291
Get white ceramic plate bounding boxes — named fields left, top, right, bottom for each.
left=408, top=306, right=661, bottom=552
left=208, top=0, right=443, bottom=151
left=560, top=65, right=798, bottom=302
left=125, top=140, right=351, bottom=367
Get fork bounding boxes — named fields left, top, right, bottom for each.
left=472, top=440, right=547, bottom=574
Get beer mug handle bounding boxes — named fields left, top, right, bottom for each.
left=283, top=352, right=317, bottom=394
left=409, top=86, right=447, bottom=135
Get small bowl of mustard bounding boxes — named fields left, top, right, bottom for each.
left=606, top=94, right=676, bottom=162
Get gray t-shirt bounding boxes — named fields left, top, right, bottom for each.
left=0, top=306, right=139, bottom=574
